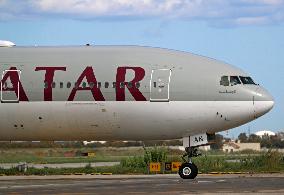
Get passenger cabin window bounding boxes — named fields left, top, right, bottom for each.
left=89, top=82, right=94, bottom=88
left=135, top=82, right=140, bottom=88
left=44, top=82, right=48, bottom=89
left=239, top=76, right=256, bottom=85
left=67, top=82, right=71, bottom=88
left=105, top=82, right=109, bottom=88
left=230, top=76, right=241, bottom=86
left=41, top=81, right=142, bottom=89
left=74, top=82, right=79, bottom=89
left=127, top=82, right=133, bottom=88
left=220, top=76, right=229, bottom=86
left=82, top=82, right=87, bottom=88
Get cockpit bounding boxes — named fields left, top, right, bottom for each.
left=220, top=76, right=257, bottom=86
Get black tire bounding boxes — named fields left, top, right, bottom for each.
left=178, top=163, right=198, bottom=179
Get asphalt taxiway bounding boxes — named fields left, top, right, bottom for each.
left=0, top=174, right=283, bottom=195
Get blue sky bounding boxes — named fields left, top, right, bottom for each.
left=0, top=0, right=283, bottom=138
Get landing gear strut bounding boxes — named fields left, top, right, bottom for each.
left=178, top=147, right=201, bottom=179
left=179, top=133, right=215, bottom=179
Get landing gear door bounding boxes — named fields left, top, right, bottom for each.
left=150, top=69, right=171, bottom=102
left=1, top=69, right=21, bottom=103
left=183, top=133, right=216, bottom=147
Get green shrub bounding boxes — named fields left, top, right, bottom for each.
left=121, top=156, right=146, bottom=168
left=121, top=146, right=168, bottom=169
left=240, top=150, right=284, bottom=171
left=143, top=146, right=168, bottom=164
left=194, top=155, right=228, bottom=172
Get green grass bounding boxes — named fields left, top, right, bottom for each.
left=0, top=147, right=263, bottom=164
left=189, top=150, right=284, bottom=173
left=0, top=148, right=144, bottom=163
left=0, top=165, right=147, bottom=176
left=0, top=147, right=283, bottom=175
left=120, top=148, right=284, bottom=174
left=0, top=155, right=128, bottom=164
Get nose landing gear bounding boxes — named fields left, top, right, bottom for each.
left=179, top=162, right=198, bottom=179
left=178, top=133, right=215, bottom=179
left=178, top=146, right=201, bottom=179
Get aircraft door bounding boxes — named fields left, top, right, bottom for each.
left=1, top=69, right=21, bottom=103
left=150, top=69, right=171, bottom=102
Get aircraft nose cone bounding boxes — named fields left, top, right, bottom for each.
left=254, top=100, right=274, bottom=118
left=253, top=87, right=274, bottom=118
left=254, top=87, right=274, bottom=102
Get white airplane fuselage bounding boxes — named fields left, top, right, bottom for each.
left=0, top=46, right=274, bottom=141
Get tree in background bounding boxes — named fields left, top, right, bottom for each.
left=261, top=134, right=284, bottom=148
left=248, top=134, right=261, bottom=143
left=238, top=133, right=248, bottom=143
left=236, top=132, right=284, bottom=149
left=211, top=134, right=224, bottom=150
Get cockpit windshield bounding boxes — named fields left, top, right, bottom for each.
left=239, top=76, right=256, bottom=85
left=220, top=75, right=256, bottom=86
left=230, top=76, right=241, bottom=86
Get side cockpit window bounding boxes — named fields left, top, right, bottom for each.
left=220, top=76, right=229, bottom=86
left=239, top=76, right=256, bottom=85
left=230, top=76, right=241, bottom=86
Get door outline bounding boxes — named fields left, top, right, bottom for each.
left=1, top=69, right=21, bottom=103
left=150, top=69, right=172, bottom=102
